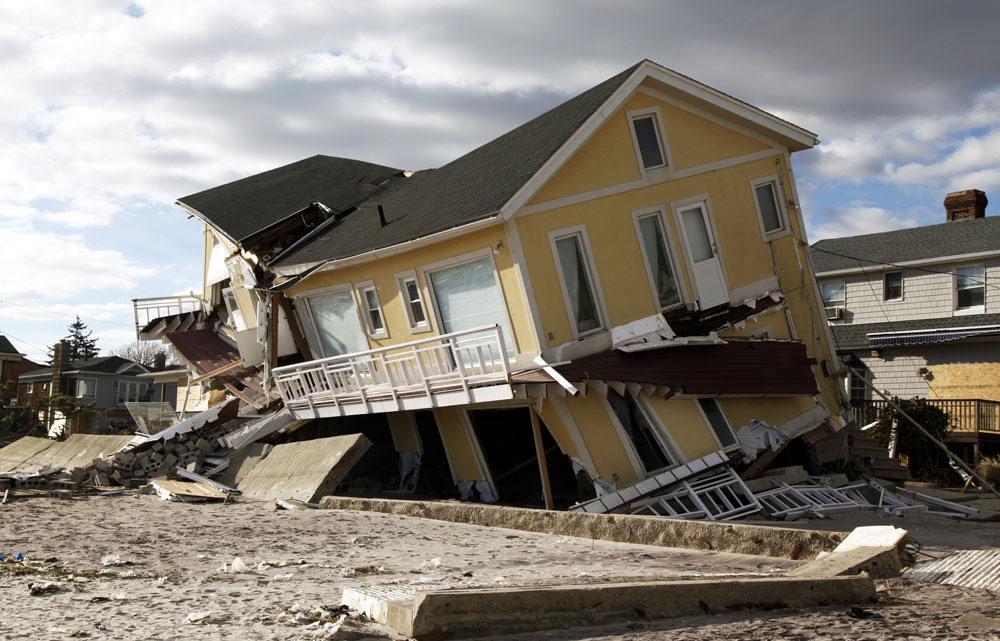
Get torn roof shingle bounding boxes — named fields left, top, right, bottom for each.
left=810, top=215, right=1000, bottom=274
left=177, top=155, right=402, bottom=243
left=270, top=62, right=643, bottom=267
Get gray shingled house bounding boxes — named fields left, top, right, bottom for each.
left=810, top=189, right=1000, bottom=462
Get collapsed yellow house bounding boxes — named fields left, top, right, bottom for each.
left=141, top=59, right=849, bottom=508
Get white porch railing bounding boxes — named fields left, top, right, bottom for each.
left=133, top=295, right=203, bottom=336
left=272, top=325, right=512, bottom=416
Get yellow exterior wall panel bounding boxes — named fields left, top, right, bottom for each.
left=563, top=394, right=639, bottom=486
left=538, top=399, right=582, bottom=461
left=719, top=397, right=819, bottom=432
left=432, top=407, right=483, bottom=481
left=645, top=397, right=720, bottom=461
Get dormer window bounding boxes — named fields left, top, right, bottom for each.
left=628, top=108, right=668, bottom=171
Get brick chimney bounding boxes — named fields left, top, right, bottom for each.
left=944, top=189, right=987, bottom=222
left=50, top=340, right=70, bottom=396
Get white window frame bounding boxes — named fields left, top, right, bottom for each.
left=883, top=271, right=904, bottom=302
left=355, top=280, right=388, bottom=339
left=75, top=377, right=97, bottom=399
left=631, top=205, right=687, bottom=312
left=953, top=264, right=986, bottom=316
left=421, top=248, right=519, bottom=352
left=821, top=279, right=846, bottom=307
left=295, top=283, right=371, bottom=358
left=548, top=225, right=608, bottom=339
left=221, top=286, right=247, bottom=331
left=601, top=389, right=684, bottom=479
left=749, top=175, right=790, bottom=242
left=396, top=270, right=432, bottom=333
left=695, top=398, right=740, bottom=452
left=117, top=380, right=149, bottom=404
left=626, top=106, right=671, bottom=175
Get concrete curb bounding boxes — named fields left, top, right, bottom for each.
left=345, top=576, right=876, bottom=639
left=318, top=496, right=846, bottom=559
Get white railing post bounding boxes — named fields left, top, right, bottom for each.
left=494, top=325, right=511, bottom=380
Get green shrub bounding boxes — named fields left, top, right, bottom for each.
left=871, top=398, right=951, bottom=481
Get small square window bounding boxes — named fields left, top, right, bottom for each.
left=630, top=113, right=667, bottom=170
left=883, top=272, right=903, bottom=301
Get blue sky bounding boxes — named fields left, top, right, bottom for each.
left=1, top=1, right=998, bottom=362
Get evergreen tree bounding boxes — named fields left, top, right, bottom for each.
left=47, top=316, right=100, bottom=364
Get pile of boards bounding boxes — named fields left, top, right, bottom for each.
left=571, top=455, right=978, bottom=521
left=0, top=397, right=372, bottom=505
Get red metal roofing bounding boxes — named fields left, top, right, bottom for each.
left=165, top=329, right=242, bottom=376
left=556, top=341, right=818, bottom=396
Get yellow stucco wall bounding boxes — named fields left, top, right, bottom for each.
left=563, top=394, right=640, bottom=486
left=432, top=407, right=484, bottom=481
left=538, top=399, right=583, bottom=462
left=719, top=397, right=819, bottom=431
left=285, top=225, right=539, bottom=356
left=387, top=412, right=422, bottom=454
left=645, top=396, right=721, bottom=460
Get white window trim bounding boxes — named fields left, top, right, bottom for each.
left=626, top=106, right=672, bottom=178
left=548, top=225, right=609, bottom=340
left=421, top=248, right=520, bottom=353
left=694, top=398, right=740, bottom=452
left=601, top=390, right=683, bottom=479
left=221, top=286, right=247, bottom=331
left=821, top=279, right=847, bottom=307
left=296, top=283, right=371, bottom=358
left=953, top=264, right=986, bottom=316
left=355, top=280, right=388, bottom=339
left=117, top=380, right=149, bottom=404
left=670, top=194, right=731, bottom=309
left=75, top=377, right=97, bottom=399
left=631, top=205, right=688, bottom=313
left=396, top=269, right=433, bottom=333
left=749, top=175, right=791, bottom=242
left=883, top=271, right=904, bottom=302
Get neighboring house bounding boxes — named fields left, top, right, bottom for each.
left=143, top=59, right=847, bottom=506
left=16, top=345, right=177, bottom=435
left=811, top=189, right=999, bottom=462
left=1, top=335, right=28, bottom=386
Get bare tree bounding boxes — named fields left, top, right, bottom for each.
left=110, top=341, right=170, bottom=368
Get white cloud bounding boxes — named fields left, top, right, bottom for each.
left=811, top=205, right=920, bottom=241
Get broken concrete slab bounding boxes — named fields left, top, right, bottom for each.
left=788, top=525, right=908, bottom=579
left=345, top=575, right=876, bottom=639
left=0, top=437, right=57, bottom=475
left=150, top=479, right=228, bottom=502
left=0, top=435, right=134, bottom=476
left=237, top=434, right=371, bottom=503
left=318, top=496, right=846, bottom=559
left=213, top=442, right=271, bottom=489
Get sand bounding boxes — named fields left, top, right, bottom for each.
left=1, top=494, right=997, bottom=640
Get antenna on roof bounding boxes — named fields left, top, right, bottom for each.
left=376, top=204, right=387, bottom=227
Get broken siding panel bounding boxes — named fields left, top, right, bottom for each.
left=644, top=397, right=719, bottom=461
left=562, top=394, right=639, bottom=486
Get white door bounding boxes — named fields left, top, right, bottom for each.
left=677, top=202, right=728, bottom=309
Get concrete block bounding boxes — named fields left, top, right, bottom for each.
left=351, top=576, right=876, bottom=639
left=787, top=545, right=902, bottom=579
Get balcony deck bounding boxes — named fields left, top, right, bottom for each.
left=850, top=398, right=1000, bottom=438
left=133, top=295, right=205, bottom=340
left=272, top=326, right=514, bottom=418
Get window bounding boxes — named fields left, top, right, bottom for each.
left=629, top=111, right=667, bottom=170
left=751, top=178, right=787, bottom=238
left=399, top=275, right=428, bottom=329
left=955, top=266, right=985, bottom=311
left=883, top=271, right=903, bottom=301
left=75, top=378, right=96, bottom=399
left=222, top=287, right=246, bottom=331
left=848, top=370, right=868, bottom=406
left=697, top=398, right=738, bottom=449
left=552, top=231, right=603, bottom=336
left=635, top=211, right=682, bottom=310
left=356, top=283, right=386, bottom=336
left=607, top=389, right=675, bottom=473
left=426, top=255, right=516, bottom=354
left=304, top=289, right=368, bottom=357
left=117, top=381, right=149, bottom=404
left=822, top=280, right=846, bottom=306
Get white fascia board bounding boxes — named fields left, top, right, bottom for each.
left=814, top=248, right=1000, bottom=277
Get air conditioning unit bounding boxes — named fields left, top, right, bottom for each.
left=825, top=306, right=844, bottom=320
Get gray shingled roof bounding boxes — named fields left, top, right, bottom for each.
left=271, top=62, right=643, bottom=267
left=810, top=215, right=1000, bottom=274
left=831, top=313, right=1000, bottom=350
left=0, top=335, right=20, bottom=355
left=18, top=355, right=146, bottom=381
left=178, top=155, right=402, bottom=243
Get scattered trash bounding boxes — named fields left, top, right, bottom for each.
left=0, top=552, right=26, bottom=562
left=100, top=553, right=130, bottom=567
left=846, top=606, right=881, bottom=619
left=28, top=581, right=62, bottom=596
left=185, top=610, right=233, bottom=625
left=217, top=557, right=251, bottom=574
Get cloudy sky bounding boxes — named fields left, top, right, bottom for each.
left=2, top=1, right=998, bottom=361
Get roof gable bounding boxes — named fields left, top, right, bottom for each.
left=0, top=335, right=21, bottom=355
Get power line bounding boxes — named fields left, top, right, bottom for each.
left=0, top=329, right=48, bottom=355
left=0, top=299, right=134, bottom=328
left=811, top=246, right=1000, bottom=293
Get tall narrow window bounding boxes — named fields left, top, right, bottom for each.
left=400, top=276, right=428, bottom=328
left=697, top=398, right=737, bottom=448
left=752, top=178, right=787, bottom=237
left=222, top=287, right=246, bottom=331
left=848, top=370, right=869, bottom=405
left=553, top=232, right=602, bottom=335
left=883, top=271, right=903, bottom=301
left=629, top=113, right=667, bottom=170
left=607, top=389, right=675, bottom=473
left=357, top=284, right=385, bottom=336
left=636, top=212, right=682, bottom=310
left=955, top=266, right=985, bottom=311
